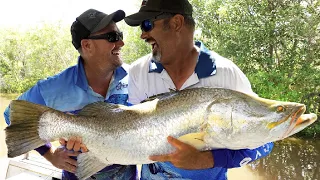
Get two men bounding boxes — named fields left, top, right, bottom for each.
left=5, top=0, right=273, bottom=179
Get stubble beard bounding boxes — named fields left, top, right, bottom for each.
left=152, top=50, right=161, bottom=63
left=114, top=58, right=123, bottom=68
left=113, top=52, right=123, bottom=66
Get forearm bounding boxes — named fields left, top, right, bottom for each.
left=42, top=147, right=55, bottom=163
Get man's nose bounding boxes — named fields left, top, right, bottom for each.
left=140, top=31, right=149, bottom=39
left=116, top=39, right=125, bottom=47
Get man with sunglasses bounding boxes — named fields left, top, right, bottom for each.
left=4, top=9, right=136, bottom=180
left=124, top=0, right=273, bottom=179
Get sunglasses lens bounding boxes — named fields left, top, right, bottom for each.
left=107, top=32, right=123, bottom=42
left=88, top=31, right=123, bottom=42
left=141, top=20, right=153, bottom=32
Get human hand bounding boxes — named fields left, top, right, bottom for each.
left=48, top=146, right=81, bottom=173
left=59, top=136, right=88, bottom=152
left=149, top=136, right=214, bottom=169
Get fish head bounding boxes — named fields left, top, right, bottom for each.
left=266, top=101, right=306, bottom=137
left=250, top=97, right=317, bottom=141
left=203, top=93, right=317, bottom=149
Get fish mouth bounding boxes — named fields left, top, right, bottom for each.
left=282, top=105, right=306, bottom=138
left=285, top=113, right=318, bottom=137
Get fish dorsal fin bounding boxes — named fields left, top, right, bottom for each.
left=141, top=89, right=179, bottom=103
left=140, top=95, right=158, bottom=103
left=123, top=98, right=159, bottom=114
left=76, top=152, right=109, bottom=179
left=78, top=102, right=124, bottom=117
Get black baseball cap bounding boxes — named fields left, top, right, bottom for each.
left=71, top=9, right=125, bottom=49
left=124, top=0, right=192, bottom=26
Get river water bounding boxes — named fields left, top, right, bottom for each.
left=248, top=139, right=320, bottom=180
left=0, top=95, right=319, bottom=179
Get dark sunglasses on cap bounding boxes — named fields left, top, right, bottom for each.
left=140, top=13, right=174, bottom=32
left=87, top=31, right=123, bottom=42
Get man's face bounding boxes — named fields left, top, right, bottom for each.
left=88, top=23, right=124, bottom=69
left=140, top=17, right=177, bottom=64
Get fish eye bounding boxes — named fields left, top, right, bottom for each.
left=276, top=105, right=285, bottom=112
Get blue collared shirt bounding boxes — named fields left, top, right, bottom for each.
left=4, top=56, right=136, bottom=180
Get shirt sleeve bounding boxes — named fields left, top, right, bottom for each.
left=212, top=142, right=274, bottom=168
left=3, top=83, right=52, bottom=155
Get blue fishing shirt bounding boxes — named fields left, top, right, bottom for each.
left=4, top=56, right=136, bottom=180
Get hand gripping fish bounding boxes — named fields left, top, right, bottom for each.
left=5, top=88, right=317, bottom=179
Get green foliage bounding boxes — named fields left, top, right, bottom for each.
left=0, top=24, right=78, bottom=93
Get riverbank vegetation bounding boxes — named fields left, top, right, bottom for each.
left=0, top=0, right=319, bottom=137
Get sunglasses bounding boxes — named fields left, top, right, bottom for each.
left=87, top=31, right=123, bottom=42
left=140, top=13, right=174, bottom=32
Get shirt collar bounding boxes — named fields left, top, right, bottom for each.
left=74, top=56, right=128, bottom=90
left=148, top=41, right=216, bottom=78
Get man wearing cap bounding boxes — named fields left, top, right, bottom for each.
left=124, top=0, right=273, bottom=179
left=4, top=9, right=137, bottom=180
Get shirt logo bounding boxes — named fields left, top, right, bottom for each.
left=107, top=94, right=128, bottom=105
left=239, top=157, right=252, bottom=166
left=116, top=82, right=128, bottom=90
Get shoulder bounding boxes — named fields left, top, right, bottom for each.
left=37, top=66, right=76, bottom=91
left=208, top=51, right=255, bottom=95
left=210, top=51, right=245, bottom=78
left=14, top=65, right=78, bottom=110
left=129, top=54, right=153, bottom=74
left=39, top=66, right=76, bottom=85
left=211, top=51, right=239, bottom=71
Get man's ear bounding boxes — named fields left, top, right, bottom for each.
left=80, top=39, right=92, bottom=52
left=171, top=14, right=184, bottom=32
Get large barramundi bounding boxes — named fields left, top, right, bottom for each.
left=5, top=88, right=317, bottom=179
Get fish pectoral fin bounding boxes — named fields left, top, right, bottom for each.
left=76, top=152, right=109, bottom=179
left=178, top=132, right=207, bottom=150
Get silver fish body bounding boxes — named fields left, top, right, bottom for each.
left=5, top=88, right=317, bottom=179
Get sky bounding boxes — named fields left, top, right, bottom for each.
left=0, top=0, right=140, bottom=28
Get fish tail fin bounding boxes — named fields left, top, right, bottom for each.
left=5, top=100, right=49, bottom=157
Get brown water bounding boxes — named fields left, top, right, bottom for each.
left=0, top=95, right=319, bottom=179
left=247, top=139, right=320, bottom=180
